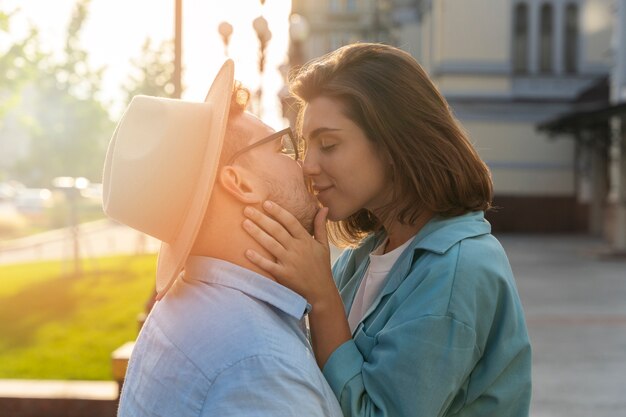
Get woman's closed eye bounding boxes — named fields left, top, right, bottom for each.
left=319, top=140, right=337, bottom=152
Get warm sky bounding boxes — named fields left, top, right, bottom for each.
left=4, top=0, right=292, bottom=128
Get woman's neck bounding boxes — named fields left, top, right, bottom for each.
left=382, top=211, right=433, bottom=253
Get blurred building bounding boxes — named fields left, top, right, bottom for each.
left=288, top=0, right=621, bottom=241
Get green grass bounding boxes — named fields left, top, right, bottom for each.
left=0, top=254, right=156, bottom=380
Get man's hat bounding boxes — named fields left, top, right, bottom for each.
left=102, top=60, right=235, bottom=299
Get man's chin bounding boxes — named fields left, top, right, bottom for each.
left=298, top=205, right=317, bottom=235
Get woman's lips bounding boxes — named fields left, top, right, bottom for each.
left=313, top=185, right=333, bottom=199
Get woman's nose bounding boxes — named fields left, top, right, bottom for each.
left=302, top=153, right=320, bottom=177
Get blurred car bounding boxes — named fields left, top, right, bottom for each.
left=14, top=188, right=53, bottom=214
left=0, top=181, right=23, bottom=202
left=80, top=183, right=103, bottom=201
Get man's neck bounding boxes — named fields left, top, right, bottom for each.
left=189, top=199, right=277, bottom=282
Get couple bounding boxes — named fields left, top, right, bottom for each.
left=104, top=43, right=531, bottom=417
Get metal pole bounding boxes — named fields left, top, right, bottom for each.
left=616, top=122, right=626, bottom=251
left=70, top=190, right=81, bottom=276
left=174, top=0, right=183, bottom=98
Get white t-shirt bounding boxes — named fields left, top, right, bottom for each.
left=347, top=235, right=417, bottom=333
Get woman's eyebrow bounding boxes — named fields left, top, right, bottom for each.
left=307, top=127, right=341, bottom=141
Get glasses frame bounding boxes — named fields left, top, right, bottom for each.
left=226, top=127, right=300, bottom=166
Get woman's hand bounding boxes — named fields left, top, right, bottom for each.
left=242, top=200, right=335, bottom=307
left=243, top=200, right=351, bottom=367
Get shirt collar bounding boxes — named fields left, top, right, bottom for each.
left=360, top=211, right=491, bottom=289
left=412, top=210, right=491, bottom=254
left=344, top=211, right=492, bottom=317
left=366, top=210, right=491, bottom=256
left=183, top=256, right=309, bottom=320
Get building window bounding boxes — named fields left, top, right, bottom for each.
left=346, top=0, right=357, bottom=12
left=564, top=3, right=579, bottom=73
left=513, top=3, right=529, bottom=73
left=539, top=3, right=554, bottom=73
left=329, top=0, right=340, bottom=12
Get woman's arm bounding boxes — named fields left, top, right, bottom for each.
left=242, top=200, right=351, bottom=367
left=243, top=202, right=488, bottom=416
left=323, top=315, right=479, bottom=417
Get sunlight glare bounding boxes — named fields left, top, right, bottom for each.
left=4, top=0, right=292, bottom=128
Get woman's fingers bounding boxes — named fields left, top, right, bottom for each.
left=262, top=200, right=310, bottom=239
left=245, top=249, right=282, bottom=277
left=242, top=217, right=287, bottom=259
left=243, top=206, right=293, bottom=248
left=313, top=207, right=329, bottom=246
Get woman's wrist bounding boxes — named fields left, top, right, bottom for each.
left=305, top=270, right=337, bottom=308
left=309, top=286, right=342, bottom=315
left=308, top=289, right=352, bottom=368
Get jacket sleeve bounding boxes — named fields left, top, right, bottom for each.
left=322, top=314, right=480, bottom=417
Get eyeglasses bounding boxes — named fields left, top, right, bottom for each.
left=227, top=127, right=301, bottom=165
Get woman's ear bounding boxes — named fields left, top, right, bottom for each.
left=218, top=165, right=262, bottom=204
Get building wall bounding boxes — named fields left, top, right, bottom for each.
left=463, top=120, right=575, bottom=195
left=582, top=0, right=613, bottom=68
left=428, top=0, right=611, bottom=231
left=436, top=76, right=511, bottom=96
left=436, top=0, right=511, bottom=64
left=293, top=0, right=377, bottom=60
left=290, top=0, right=613, bottom=232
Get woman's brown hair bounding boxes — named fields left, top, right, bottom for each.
left=290, top=43, right=493, bottom=247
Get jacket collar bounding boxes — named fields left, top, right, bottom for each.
left=345, top=211, right=491, bottom=331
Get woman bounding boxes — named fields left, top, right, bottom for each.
left=242, top=43, right=531, bottom=417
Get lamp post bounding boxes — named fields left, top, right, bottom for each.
left=174, top=0, right=183, bottom=98
left=52, top=176, right=89, bottom=277
left=218, top=21, right=233, bottom=57
left=252, top=15, right=272, bottom=116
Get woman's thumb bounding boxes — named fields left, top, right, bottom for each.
left=313, top=207, right=329, bottom=246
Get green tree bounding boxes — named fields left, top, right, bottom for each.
left=0, top=8, right=45, bottom=181
left=0, top=9, right=41, bottom=120
left=123, top=38, right=178, bottom=105
left=9, top=0, right=114, bottom=186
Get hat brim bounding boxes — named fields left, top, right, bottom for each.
left=155, top=60, right=234, bottom=299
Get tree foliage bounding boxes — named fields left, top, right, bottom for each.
left=0, top=9, right=42, bottom=122
left=1, top=0, right=114, bottom=186
left=1, top=1, right=179, bottom=187
left=123, top=38, right=178, bottom=105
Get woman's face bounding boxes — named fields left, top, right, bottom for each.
left=301, top=96, right=391, bottom=221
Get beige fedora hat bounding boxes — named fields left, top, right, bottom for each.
left=102, top=60, right=234, bottom=299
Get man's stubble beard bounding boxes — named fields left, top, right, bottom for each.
left=265, top=177, right=318, bottom=235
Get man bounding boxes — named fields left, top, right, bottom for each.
left=103, top=60, right=342, bottom=417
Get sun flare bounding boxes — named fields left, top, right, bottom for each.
left=5, top=0, right=292, bottom=127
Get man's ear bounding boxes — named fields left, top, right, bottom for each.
left=218, top=165, right=262, bottom=204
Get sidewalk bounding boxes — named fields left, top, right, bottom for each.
left=1, top=230, right=624, bottom=416
left=497, top=234, right=626, bottom=417
left=0, top=219, right=160, bottom=265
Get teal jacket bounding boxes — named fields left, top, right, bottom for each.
left=323, top=211, right=531, bottom=417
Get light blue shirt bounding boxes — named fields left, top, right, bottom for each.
left=118, top=257, right=342, bottom=417
left=324, top=211, right=531, bottom=417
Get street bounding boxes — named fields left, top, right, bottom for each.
left=499, top=234, right=626, bottom=416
